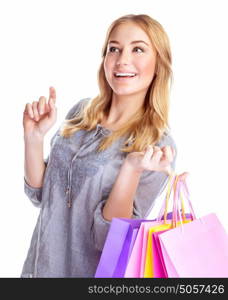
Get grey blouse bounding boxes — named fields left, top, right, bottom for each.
left=21, top=97, right=177, bottom=278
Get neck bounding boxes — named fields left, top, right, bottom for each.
left=103, top=91, right=147, bottom=127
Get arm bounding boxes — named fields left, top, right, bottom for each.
left=102, top=160, right=144, bottom=220
left=23, top=135, right=48, bottom=208
left=102, top=145, right=174, bottom=221
left=23, top=97, right=90, bottom=207
left=24, top=134, right=46, bottom=188
left=92, top=134, right=177, bottom=251
left=92, top=157, right=173, bottom=251
left=23, top=87, right=57, bottom=187
left=24, top=96, right=90, bottom=188
left=23, top=129, right=59, bottom=207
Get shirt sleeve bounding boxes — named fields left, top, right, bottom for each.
left=23, top=97, right=91, bottom=208
left=91, top=132, right=177, bottom=251
left=92, top=199, right=113, bottom=252
left=64, top=97, right=91, bottom=119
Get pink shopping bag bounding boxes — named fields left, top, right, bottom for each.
left=124, top=221, right=160, bottom=277
left=152, top=230, right=168, bottom=278
left=159, top=213, right=228, bottom=277
left=124, top=174, right=192, bottom=278
left=158, top=179, right=228, bottom=277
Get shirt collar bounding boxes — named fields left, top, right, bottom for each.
left=93, top=124, right=112, bottom=137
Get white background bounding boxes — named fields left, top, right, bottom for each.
left=0, top=0, right=227, bottom=277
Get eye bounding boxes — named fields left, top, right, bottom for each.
left=134, top=47, right=144, bottom=53
left=107, top=46, right=144, bottom=54
left=109, top=46, right=119, bottom=53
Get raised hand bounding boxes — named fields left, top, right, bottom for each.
left=125, top=145, right=175, bottom=175
left=23, top=87, right=57, bottom=139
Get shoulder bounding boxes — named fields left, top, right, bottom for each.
left=65, top=97, right=91, bottom=119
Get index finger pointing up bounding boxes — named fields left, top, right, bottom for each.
left=48, top=86, right=56, bottom=104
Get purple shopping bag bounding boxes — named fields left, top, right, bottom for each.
left=95, top=212, right=182, bottom=278
left=95, top=174, right=185, bottom=278
left=95, top=218, right=153, bottom=278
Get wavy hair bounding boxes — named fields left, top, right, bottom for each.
left=60, top=14, right=173, bottom=152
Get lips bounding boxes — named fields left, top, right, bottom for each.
left=114, top=75, right=137, bottom=81
left=113, top=72, right=138, bottom=82
left=114, top=71, right=137, bottom=77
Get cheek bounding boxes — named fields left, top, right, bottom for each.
left=140, top=59, right=156, bottom=76
left=144, top=63, right=155, bottom=76
left=104, top=57, right=114, bottom=75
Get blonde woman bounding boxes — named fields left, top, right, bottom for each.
left=22, top=14, right=181, bottom=278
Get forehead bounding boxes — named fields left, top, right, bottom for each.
left=108, top=22, right=151, bottom=45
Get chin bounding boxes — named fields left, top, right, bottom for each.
left=112, top=88, right=140, bottom=96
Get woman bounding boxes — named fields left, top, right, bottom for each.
left=22, top=14, right=179, bottom=278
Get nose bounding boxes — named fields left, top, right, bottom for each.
left=116, top=49, right=131, bottom=66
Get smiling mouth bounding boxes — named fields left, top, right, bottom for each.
left=113, top=74, right=138, bottom=80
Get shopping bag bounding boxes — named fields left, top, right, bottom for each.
left=123, top=175, right=177, bottom=278
left=158, top=178, right=228, bottom=277
left=144, top=223, right=172, bottom=277
left=142, top=174, right=192, bottom=278
left=128, top=228, right=139, bottom=261
left=94, top=218, right=152, bottom=278
left=143, top=174, right=193, bottom=278
left=124, top=174, right=192, bottom=278
left=152, top=230, right=168, bottom=277
left=124, top=215, right=191, bottom=278
left=124, top=221, right=158, bottom=278
left=95, top=174, right=178, bottom=278
left=159, top=213, right=228, bottom=277
left=144, top=219, right=192, bottom=277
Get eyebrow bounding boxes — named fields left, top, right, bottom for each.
left=108, top=40, right=150, bottom=46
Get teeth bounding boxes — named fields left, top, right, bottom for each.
left=115, top=72, right=136, bottom=77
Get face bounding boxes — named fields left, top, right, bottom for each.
left=104, top=22, right=157, bottom=97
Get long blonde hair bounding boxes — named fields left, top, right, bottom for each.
left=60, top=14, right=173, bottom=153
